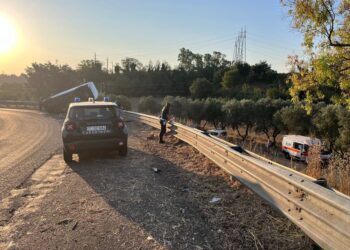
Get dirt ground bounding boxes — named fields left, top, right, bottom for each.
left=0, top=121, right=314, bottom=250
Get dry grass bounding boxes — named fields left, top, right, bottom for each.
left=327, top=153, right=350, bottom=195
left=140, top=128, right=313, bottom=249
left=306, top=146, right=350, bottom=196
left=305, top=145, right=322, bottom=179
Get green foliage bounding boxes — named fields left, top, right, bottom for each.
left=187, top=99, right=205, bottom=125
left=121, top=58, right=143, bottom=72
left=203, top=98, right=226, bottom=129
left=108, top=94, right=131, bottom=110
left=21, top=48, right=286, bottom=99
left=249, top=61, right=278, bottom=83
left=255, top=98, right=290, bottom=143
left=238, top=84, right=265, bottom=100
left=77, top=60, right=106, bottom=84
left=282, top=0, right=350, bottom=109
left=223, top=99, right=256, bottom=141
left=0, top=83, right=30, bottom=100
left=311, top=104, right=350, bottom=152
left=138, top=96, right=161, bottom=114
left=266, top=87, right=287, bottom=99
left=336, top=107, right=350, bottom=152
left=189, top=78, right=214, bottom=99
left=25, top=62, right=79, bottom=99
left=162, top=96, right=188, bottom=119
left=222, top=67, right=242, bottom=88
left=312, top=105, right=340, bottom=149
left=274, top=105, right=311, bottom=135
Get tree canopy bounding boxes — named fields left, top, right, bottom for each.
left=282, top=0, right=350, bottom=110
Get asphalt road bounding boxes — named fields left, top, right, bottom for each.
left=0, top=109, right=62, bottom=200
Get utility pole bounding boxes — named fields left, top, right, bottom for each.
left=106, top=57, right=109, bottom=73
left=94, top=53, right=96, bottom=64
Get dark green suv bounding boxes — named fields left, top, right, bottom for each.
left=62, top=101, right=128, bottom=162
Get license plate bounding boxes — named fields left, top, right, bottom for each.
left=83, top=125, right=109, bottom=135
left=87, top=125, right=106, bottom=131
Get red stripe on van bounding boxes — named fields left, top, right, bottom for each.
left=282, top=146, right=300, bottom=153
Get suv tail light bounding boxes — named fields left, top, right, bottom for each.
left=117, top=121, right=124, bottom=129
left=65, top=121, right=76, bottom=131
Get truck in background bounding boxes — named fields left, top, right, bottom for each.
left=41, top=82, right=98, bottom=113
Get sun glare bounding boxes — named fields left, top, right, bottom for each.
left=0, top=15, right=17, bottom=54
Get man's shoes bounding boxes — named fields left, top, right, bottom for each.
left=159, top=140, right=165, bottom=144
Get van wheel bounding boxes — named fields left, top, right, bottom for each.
left=119, top=145, right=127, bottom=156
left=63, top=149, right=73, bottom=162
left=283, top=152, right=291, bottom=159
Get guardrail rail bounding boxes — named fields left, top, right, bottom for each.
left=123, top=110, right=350, bottom=250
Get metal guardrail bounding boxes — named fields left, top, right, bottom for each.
left=0, top=100, right=38, bottom=109
left=123, top=110, right=350, bottom=250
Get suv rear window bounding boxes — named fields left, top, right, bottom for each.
left=69, top=106, right=116, bottom=120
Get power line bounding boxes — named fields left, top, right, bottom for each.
left=96, top=33, right=238, bottom=59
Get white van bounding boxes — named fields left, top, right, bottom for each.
left=281, top=135, right=331, bottom=162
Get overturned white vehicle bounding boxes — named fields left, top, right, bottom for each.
left=41, top=82, right=98, bottom=113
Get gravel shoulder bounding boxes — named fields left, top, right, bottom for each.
left=0, top=121, right=313, bottom=250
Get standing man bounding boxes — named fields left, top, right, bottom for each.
left=159, top=103, right=170, bottom=143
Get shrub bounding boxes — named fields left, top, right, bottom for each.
left=187, top=99, right=205, bottom=126
left=189, top=78, right=213, bottom=99
left=223, top=99, right=256, bottom=142
left=109, top=94, right=131, bottom=110
left=336, top=107, right=350, bottom=153
left=274, top=105, right=310, bottom=135
left=203, top=98, right=226, bottom=129
left=138, top=96, right=161, bottom=114
left=162, top=96, right=189, bottom=119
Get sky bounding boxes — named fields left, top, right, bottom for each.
left=0, top=0, right=304, bottom=75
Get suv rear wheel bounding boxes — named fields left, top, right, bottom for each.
left=63, top=149, right=73, bottom=162
left=119, top=145, right=127, bottom=156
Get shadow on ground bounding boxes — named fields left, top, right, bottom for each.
left=67, top=144, right=312, bottom=250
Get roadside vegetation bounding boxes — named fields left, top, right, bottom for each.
left=136, top=96, right=350, bottom=153
left=136, top=96, right=349, bottom=195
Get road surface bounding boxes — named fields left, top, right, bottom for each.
left=0, top=109, right=62, bottom=200
left=0, top=109, right=313, bottom=249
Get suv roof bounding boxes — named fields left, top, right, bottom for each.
left=69, top=101, right=117, bottom=108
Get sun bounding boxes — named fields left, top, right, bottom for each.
left=0, top=15, right=17, bottom=54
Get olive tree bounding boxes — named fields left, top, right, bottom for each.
left=255, top=98, right=290, bottom=145
left=138, top=96, right=161, bottom=114
left=187, top=99, right=205, bottom=127
left=203, top=98, right=226, bottom=129
left=223, top=99, right=256, bottom=142
left=274, top=105, right=311, bottom=135
left=109, top=94, right=131, bottom=110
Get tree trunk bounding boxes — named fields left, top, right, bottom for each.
left=272, top=128, right=280, bottom=147
left=236, top=124, right=251, bottom=142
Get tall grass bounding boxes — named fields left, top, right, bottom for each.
left=307, top=146, right=350, bottom=196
